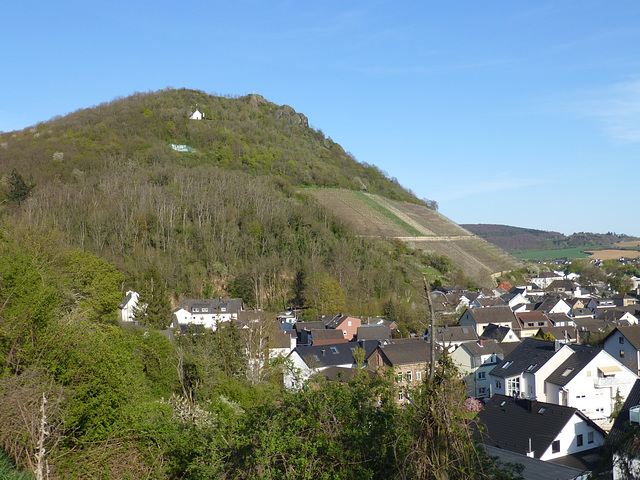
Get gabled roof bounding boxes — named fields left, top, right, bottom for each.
left=427, top=325, right=477, bottom=343
left=490, top=338, right=557, bottom=379
left=182, top=297, right=243, bottom=313
left=516, top=311, right=549, bottom=328
left=474, top=297, right=507, bottom=307
left=474, top=394, right=605, bottom=459
left=294, top=321, right=327, bottom=334
left=547, top=312, right=575, bottom=324
left=458, top=339, right=504, bottom=357
left=356, top=324, right=391, bottom=341
left=536, top=326, right=577, bottom=342
left=605, top=326, right=640, bottom=350
left=312, top=366, right=376, bottom=383
left=310, top=329, right=345, bottom=341
left=465, top=305, right=518, bottom=327
left=325, top=314, right=358, bottom=329
left=293, top=341, right=379, bottom=368
left=545, top=344, right=600, bottom=387
left=118, top=291, right=134, bottom=309
left=534, top=295, right=569, bottom=313
left=375, top=339, right=433, bottom=366
left=480, top=323, right=515, bottom=342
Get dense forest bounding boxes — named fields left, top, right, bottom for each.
left=0, top=89, right=523, bottom=478
left=0, top=88, right=454, bottom=327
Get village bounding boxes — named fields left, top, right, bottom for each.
left=117, top=265, right=640, bottom=479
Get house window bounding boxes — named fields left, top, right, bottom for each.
left=577, top=434, right=583, bottom=447
left=347, top=320, right=352, bottom=327
left=407, top=371, right=413, bottom=382
left=330, top=347, right=339, bottom=354
left=496, top=380, right=502, bottom=389
left=526, top=364, right=537, bottom=371
left=620, top=350, right=625, bottom=358
left=416, top=370, right=422, bottom=381
left=619, top=336, right=625, bottom=344
left=399, top=391, right=404, bottom=402
left=202, top=308, right=209, bottom=313
left=397, top=372, right=403, bottom=383
left=479, top=387, right=486, bottom=395
left=502, top=361, right=513, bottom=369
left=477, top=371, right=486, bottom=380
left=552, top=440, right=560, bottom=453
left=507, top=377, right=520, bottom=396
left=588, top=432, right=594, bottom=444
left=193, top=308, right=199, bottom=312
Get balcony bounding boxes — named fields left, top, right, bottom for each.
left=594, top=376, right=632, bottom=388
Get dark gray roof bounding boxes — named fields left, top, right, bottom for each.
left=293, top=340, right=380, bottom=368
left=459, top=339, right=504, bottom=357
left=294, top=321, right=327, bottom=334
left=466, top=305, right=518, bottom=326
left=474, top=394, right=605, bottom=460
left=325, top=314, right=357, bottom=329
left=482, top=445, right=585, bottom=480
left=545, top=344, right=600, bottom=387
left=480, top=323, right=514, bottom=342
left=118, top=291, right=133, bottom=309
left=537, top=326, right=577, bottom=342
left=490, top=338, right=557, bottom=379
left=427, top=325, right=477, bottom=343
left=181, top=297, right=243, bottom=313
left=310, top=329, right=345, bottom=341
left=376, top=339, right=433, bottom=366
left=356, top=324, right=391, bottom=341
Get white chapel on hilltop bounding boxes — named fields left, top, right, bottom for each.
left=189, top=105, right=203, bottom=120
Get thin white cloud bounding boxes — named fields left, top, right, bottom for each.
left=573, top=78, right=640, bottom=142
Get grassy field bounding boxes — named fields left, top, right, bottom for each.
left=512, top=247, right=590, bottom=260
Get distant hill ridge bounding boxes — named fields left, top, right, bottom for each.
left=462, top=223, right=638, bottom=253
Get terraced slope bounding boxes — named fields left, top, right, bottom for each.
left=308, top=189, right=521, bottom=286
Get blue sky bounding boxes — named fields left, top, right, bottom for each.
left=3, top=1, right=640, bottom=236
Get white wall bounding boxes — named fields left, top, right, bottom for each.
left=539, top=414, right=604, bottom=461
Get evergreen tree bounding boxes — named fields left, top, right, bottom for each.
left=134, top=268, right=171, bottom=329
left=7, top=169, right=34, bottom=204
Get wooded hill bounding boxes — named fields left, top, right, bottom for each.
left=1, top=88, right=512, bottom=324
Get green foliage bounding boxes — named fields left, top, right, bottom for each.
left=303, top=273, right=346, bottom=316
left=61, top=249, right=124, bottom=324
left=0, top=451, right=32, bottom=480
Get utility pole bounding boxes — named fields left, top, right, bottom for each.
left=423, top=276, right=436, bottom=383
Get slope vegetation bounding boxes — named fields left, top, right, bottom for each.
left=309, top=190, right=521, bottom=284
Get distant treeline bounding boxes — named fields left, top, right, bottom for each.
left=463, top=223, right=637, bottom=253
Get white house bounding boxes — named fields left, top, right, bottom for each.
left=603, top=326, right=640, bottom=376
left=450, top=340, right=505, bottom=398
left=118, top=290, right=140, bottom=323
left=475, top=395, right=606, bottom=464
left=173, top=298, right=243, bottom=330
left=490, top=338, right=639, bottom=425
left=189, top=107, right=203, bottom=120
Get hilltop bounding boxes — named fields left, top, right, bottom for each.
left=0, top=88, right=516, bottom=325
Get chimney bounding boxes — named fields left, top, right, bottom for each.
left=526, top=438, right=534, bottom=458
left=478, top=339, right=483, bottom=347
left=321, top=349, right=326, bottom=356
